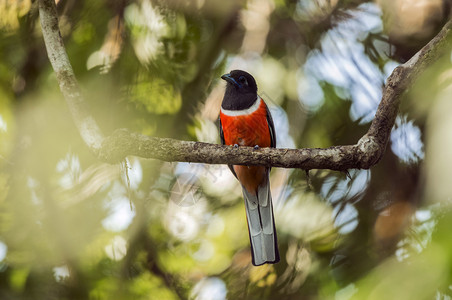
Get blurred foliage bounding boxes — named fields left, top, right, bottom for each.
left=0, top=0, right=452, bottom=299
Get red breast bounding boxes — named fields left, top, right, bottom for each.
left=220, top=98, right=272, bottom=148
left=220, top=97, right=271, bottom=195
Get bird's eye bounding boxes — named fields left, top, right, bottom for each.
left=238, top=76, right=248, bottom=85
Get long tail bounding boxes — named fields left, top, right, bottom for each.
left=242, top=174, right=280, bottom=266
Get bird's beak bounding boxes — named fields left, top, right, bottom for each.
left=221, top=73, right=239, bottom=87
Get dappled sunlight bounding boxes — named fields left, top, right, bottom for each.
left=321, top=169, right=370, bottom=205
left=390, top=116, right=425, bottom=164
left=303, top=3, right=384, bottom=123
left=297, top=71, right=324, bottom=111
left=0, top=114, right=7, bottom=132
left=26, top=176, right=42, bottom=205
left=102, top=192, right=136, bottom=232
left=56, top=153, right=82, bottom=189
left=267, top=103, right=295, bottom=148
left=0, top=0, right=31, bottom=32
left=277, top=191, right=337, bottom=250
left=199, top=165, right=241, bottom=203
left=191, top=239, right=215, bottom=262
left=193, top=117, right=219, bottom=144
left=320, top=170, right=370, bottom=235
left=125, top=0, right=169, bottom=64
left=52, top=265, right=70, bottom=282
left=87, top=15, right=124, bottom=73
left=128, top=76, right=183, bottom=115
left=249, top=264, right=277, bottom=287
left=58, top=162, right=122, bottom=208
left=1, top=0, right=452, bottom=298
left=334, top=203, right=358, bottom=235
left=0, top=241, right=6, bottom=262
left=396, top=206, right=437, bottom=261
left=295, top=0, right=339, bottom=22
left=191, top=276, right=227, bottom=300
left=104, top=235, right=128, bottom=261
left=158, top=205, right=242, bottom=274
left=279, top=242, right=311, bottom=293
left=164, top=199, right=206, bottom=241
left=270, top=168, right=292, bottom=207
left=253, top=59, right=288, bottom=106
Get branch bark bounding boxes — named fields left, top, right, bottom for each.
left=39, top=0, right=452, bottom=171
left=39, top=0, right=105, bottom=153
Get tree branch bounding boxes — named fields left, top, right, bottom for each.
left=39, top=0, right=452, bottom=170
left=39, top=0, right=105, bottom=153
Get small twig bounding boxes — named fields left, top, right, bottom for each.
left=121, top=159, right=133, bottom=211
left=343, top=170, right=352, bottom=180
left=305, top=170, right=313, bottom=190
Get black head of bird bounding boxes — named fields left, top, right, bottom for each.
left=221, top=70, right=258, bottom=110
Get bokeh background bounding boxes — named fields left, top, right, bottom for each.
left=0, top=0, right=452, bottom=299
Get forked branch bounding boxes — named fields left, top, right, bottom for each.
left=39, top=0, right=452, bottom=170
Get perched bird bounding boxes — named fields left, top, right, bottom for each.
left=219, top=70, right=280, bottom=266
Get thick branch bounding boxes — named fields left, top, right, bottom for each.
left=367, top=18, right=452, bottom=147
left=100, top=129, right=364, bottom=170
left=39, top=1, right=452, bottom=170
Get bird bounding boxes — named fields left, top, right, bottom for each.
left=219, top=69, right=280, bottom=266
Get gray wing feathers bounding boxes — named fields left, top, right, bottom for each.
left=242, top=174, right=279, bottom=265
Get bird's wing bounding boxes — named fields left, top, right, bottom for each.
left=219, top=117, right=237, bottom=178
left=265, top=104, right=276, bottom=148
left=219, top=117, right=225, bottom=145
